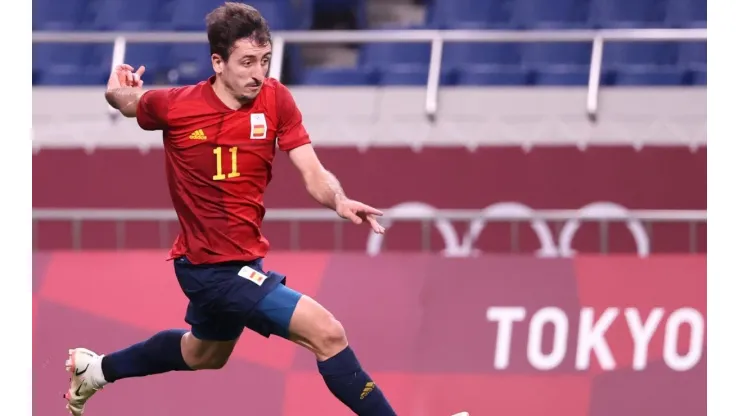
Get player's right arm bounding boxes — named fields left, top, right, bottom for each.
left=104, top=64, right=169, bottom=130
left=105, top=64, right=146, bottom=118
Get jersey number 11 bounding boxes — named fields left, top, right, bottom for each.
left=213, top=146, right=240, bottom=181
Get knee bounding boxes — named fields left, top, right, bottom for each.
left=181, top=334, right=233, bottom=370
left=290, top=296, right=349, bottom=359
left=311, top=316, right=348, bottom=358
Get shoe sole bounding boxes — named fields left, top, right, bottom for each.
left=64, top=348, right=82, bottom=416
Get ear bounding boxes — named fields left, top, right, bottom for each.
left=211, top=54, right=224, bottom=74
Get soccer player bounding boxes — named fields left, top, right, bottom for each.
left=63, top=3, right=398, bottom=416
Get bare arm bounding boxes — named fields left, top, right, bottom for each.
left=105, top=64, right=147, bottom=118
left=105, top=87, right=146, bottom=118
left=276, top=81, right=382, bottom=232
left=288, top=143, right=347, bottom=210
left=288, top=143, right=385, bottom=234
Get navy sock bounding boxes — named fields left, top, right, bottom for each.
left=317, top=346, right=396, bottom=416
left=101, top=329, right=193, bottom=383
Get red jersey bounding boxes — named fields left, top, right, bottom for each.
left=136, top=76, right=310, bottom=264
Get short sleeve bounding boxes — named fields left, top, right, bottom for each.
left=275, top=82, right=311, bottom=152
left=136, top=89, right=170, bottom=131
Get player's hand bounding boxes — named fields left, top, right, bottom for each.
left=336, top=199, right=385, bottom=234
left=107, top=64, right=145, bottom=91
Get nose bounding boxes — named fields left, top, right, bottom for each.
left=248, top=74, right=263, bottom=86
left=252, top=64, right=268, bottom=79
left=249, top=68, right=264, bottom=82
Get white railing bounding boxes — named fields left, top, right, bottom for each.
left=32, top=28, right=706, bottom=121
left=32, top=208, right=707, bottom=255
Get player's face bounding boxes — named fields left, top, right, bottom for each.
left=214, top=38, right=272, bottom=102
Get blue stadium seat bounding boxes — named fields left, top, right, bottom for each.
left=378, top=66, right=455, bottom=86
left=457, top=66, right=531, bottom=85
left=533, top=66, right=591, bottom=85
left=677, top=41, right=706, bottom=86
left=313, top=0, right=361, bottom=13
left=87, top=44, right=116, bottom=72
left=443, top=42, right=523, bottom=84
left=665, top=0, right=706, bottom=27
left=511, top=0, right=589, bottom=28
left=360, top=42, right=431, bottom=67
left=589, top=0, right=668, bottom=28
left=31, top=0, right=704, bottom=87
left=33, top=44, right=92, bottom=70
left=32, top=45, right=49, bottom=84
left=611, top=66, right=687, bottom=85
left=427, top=0, right=512, bottom=27
left=522, top=42, right=592, bottom=66
left=312, top=0, right=364, bottom=29
left=677, top=41, right=706, bottom=70
left=33, top=0, right=87, bottom=30
left=281, top=45, right=307, bottom=85
left=521, top=43, right=591, bottom=85
left=169, top=44, right=213, bottom=84
left=603, top=42, right=678, bottom=67
left=601, top=41, right=683, bottom=86
left=169, top=0, right=228, bottom=30
left=358, top=39, right=459, bottom=86
left=169, top=44, right=211, bottom=66
left=443, top=42, right=522, bottom=71
left=88, top=0, right=160, bottom=31
left=168, top=0, right=297, bottom=30
left=691, top=68, right=706, bottom=85
left=249, top=0, right=298, bottom=30
left=40, top=66, right=109, bottom=86
left=85, top=43, right=175, bottom=82
left=301, top=67, right=376, bottom=85
left=286, top=0, right=314, bottom=29
left=124, top=44, right=173, bottom=74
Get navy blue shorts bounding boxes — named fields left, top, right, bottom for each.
left=173, top=256, right=303, bottom=342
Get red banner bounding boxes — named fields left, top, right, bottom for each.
left=33, top=147, right=706, bottom=209
left=33, top=252, right=706, bottom=416
left=32, top=147, right=706, bottom=253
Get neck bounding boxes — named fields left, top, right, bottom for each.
left=211, top=76, right=248, bottom=110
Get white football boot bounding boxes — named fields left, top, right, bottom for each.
left=64, top=348, right=106, bottom=416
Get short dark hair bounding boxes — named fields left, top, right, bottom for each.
left=206, top=2, right=272, bottom=61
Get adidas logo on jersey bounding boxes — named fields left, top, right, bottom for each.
left=189, top=129, right=207, bottom=140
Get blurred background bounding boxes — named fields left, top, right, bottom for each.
left=32, top=0, right=706, bottom=415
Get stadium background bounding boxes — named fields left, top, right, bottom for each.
left=32, top=0, right=707, bottom=415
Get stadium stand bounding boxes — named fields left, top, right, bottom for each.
left=32, top=0, right=707, bottom=86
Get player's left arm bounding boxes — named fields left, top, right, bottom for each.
left=276, top=83, right=385, bottom=234
left=287, top=144, right=384, bottom=234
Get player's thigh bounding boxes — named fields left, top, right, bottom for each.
left=247, top=282, right=347, bottom=358
left=175, top=257, right=248, bottom=342
left=184, top=300, right=244, bottom=343
left=180, top=296, right=243, bottom=368
left=175, top=256, right=288, bottom=339
left=246, top=283, right=302, bottom=339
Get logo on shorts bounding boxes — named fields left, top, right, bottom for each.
left=238, top=265, right=267, bottom=286
left=250, top=113, right=267, bottom=139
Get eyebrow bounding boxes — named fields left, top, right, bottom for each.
left=241, top=52, right=272, bottom=60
